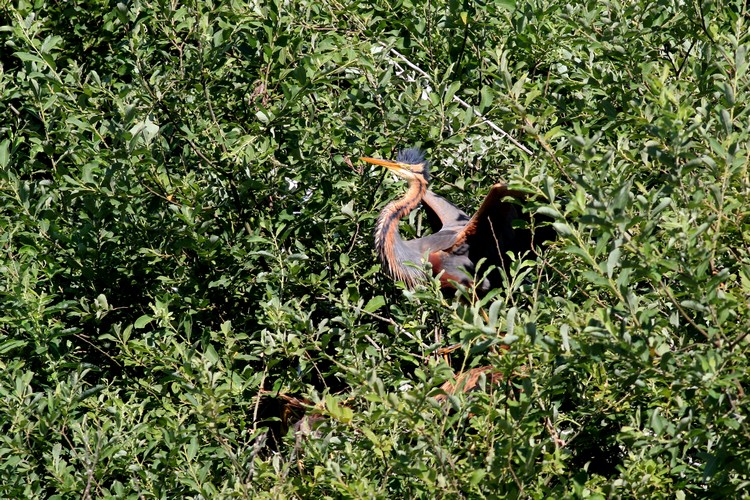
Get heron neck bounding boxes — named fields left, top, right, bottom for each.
left=375, top=178, right=427, bottom=286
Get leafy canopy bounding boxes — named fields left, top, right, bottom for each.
left=1, top=0, right=749, bottom=497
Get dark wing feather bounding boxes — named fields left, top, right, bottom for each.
left=450, top=184, right=538, bottom=289
left=405, top=184, right=555, bottom=292
left=452, top=184, right=529, bottom=249
left=422, top=190, right=471, bottom=233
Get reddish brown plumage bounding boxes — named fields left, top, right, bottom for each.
left=363, top=148, right=556, bottom=292
left=374, top=175, right=429, bottom=287
left=433, top=366, right=505, bottom=403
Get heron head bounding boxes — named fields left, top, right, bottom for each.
left=360, top=147, right=430, bottom=182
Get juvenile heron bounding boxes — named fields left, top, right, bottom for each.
left=361, top=148, right=553, bottom=292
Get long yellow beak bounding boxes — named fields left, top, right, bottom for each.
left=360, top=156, right=424, bottom=182
left=360, top=156, right=412, bottom=177
left=359, top=156, right=400, bottom=169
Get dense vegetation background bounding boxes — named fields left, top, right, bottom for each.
left=2, top=0, right=749, bottom=497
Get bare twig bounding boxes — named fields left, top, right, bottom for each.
left=382, top=45, right=534, bottom=156
left=524, top=117, right=575, bottom=186
left=659, top=280, right=717, bottom=346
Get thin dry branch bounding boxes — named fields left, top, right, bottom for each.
left=381, top=45, right=534, bottom=156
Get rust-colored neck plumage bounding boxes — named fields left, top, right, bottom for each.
left=375, top=177, right=428, bottom=287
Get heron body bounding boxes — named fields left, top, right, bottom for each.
left=363, top=148, right=553, bottom=292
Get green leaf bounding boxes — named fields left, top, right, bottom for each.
left=40, top=35, right=62, bottom=54
left=0, top=339, right=28, bottom=354
left=444, top=81, right=461, bottom=105
left=506, top=306, right=517, bottom=337
left=0, top=139, right=9, bottom=168
left=220, top=321, right=232, bottom=335
left=479, top=86, right=494, bottom=113
left=205, top=344, right=219, bottom=365
left=341, top=200, right=355, bottom=217
left=14, top=52, right=45, bottom=64
left=552, top=222, right=574, bottom=237
left=503, top=334, right=519, bottom=344
left=536, top=206, right=561, bottom=219
left=487, top=299, right=502, bottom=328
left=364, top=296, right=385, bottom=313
left=469, top=469, right=486, bottom=486
left=543, top=176, right=556, bottom=202
left=325, top=394, right=353, bottom=423
left=134, top=315, right=153, bottom=329
left=95, top=293, right=108, bottom=310
left=606, top=247, right=621, bottom=278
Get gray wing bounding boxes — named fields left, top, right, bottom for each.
left=404, top=228, right=461, bottom=256
left=422, top=190, right=470, bottom=233
left=404, top=229, right=481, bottom=288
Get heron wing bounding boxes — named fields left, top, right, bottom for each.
left=405, top=229, right=461, bottom=256
left=445, top=184, right=536, bottom=285
left=422, top=190, right=470, bottom=233
left=403, top=229, right=479, bottom=288
left=451, top=184, right=528, bottom=248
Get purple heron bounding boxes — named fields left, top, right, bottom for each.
left=361, top=148, right=554, bottom=292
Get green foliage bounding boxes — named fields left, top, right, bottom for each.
left=1, top=0, right=749, bottom=497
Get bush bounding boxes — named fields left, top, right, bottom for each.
left=1, top=0, right=749, bottom=497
